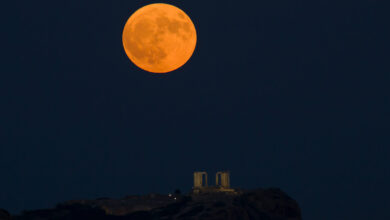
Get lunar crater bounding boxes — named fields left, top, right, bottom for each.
left=123, top=3, right=197, bottom=73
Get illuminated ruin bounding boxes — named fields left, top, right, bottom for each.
left=192, top=171, right=236, bottom=194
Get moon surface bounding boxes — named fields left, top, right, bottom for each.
left=122, top=3, right=197, bottom=73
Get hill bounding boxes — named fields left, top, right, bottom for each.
left=3, top=188, right=301, bottom=220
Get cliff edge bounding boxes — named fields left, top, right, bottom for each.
left=7, top=188, right=301, bottom=220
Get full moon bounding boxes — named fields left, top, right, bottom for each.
left=122, top=3, right=197, bottom=73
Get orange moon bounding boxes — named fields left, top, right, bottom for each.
left=122, top=3, right=197, bottom=73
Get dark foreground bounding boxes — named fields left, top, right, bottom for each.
left=0, top=188, right=301, bottom=220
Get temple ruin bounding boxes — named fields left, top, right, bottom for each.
left=193, top=171, right=208, bottom=188
left=216, top=171, right=230, bottom=188
left=192, top=171, right=236, bottom=194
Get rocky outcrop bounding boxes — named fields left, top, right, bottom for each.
left=147, top=188, right=301, bottom=220
left=13, top=188, right=301, bottom=220
left=0, top=209, right=11, bottom=220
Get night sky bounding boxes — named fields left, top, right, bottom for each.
left=1, top=0, right=389, bottom=219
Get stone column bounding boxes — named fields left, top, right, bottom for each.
left=194, top=171, right=207, bottom=188
left=216, top=171, right=230, bottom=188
left=222, top=172, right=230, bottom=188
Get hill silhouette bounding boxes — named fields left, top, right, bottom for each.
left=2, top=188, right=301, bottom=220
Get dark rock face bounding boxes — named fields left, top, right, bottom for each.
left=148, top=188, right=301, bottom=220
left=12, top=188, right=301, bottom=220
left=0, top=209, right=11, bottom=220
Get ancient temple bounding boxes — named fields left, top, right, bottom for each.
left=216, top=171, right=230, bottom=188
left=193, top=171, right=208, bottom=188
left=192, top=171, right=236, bottom=194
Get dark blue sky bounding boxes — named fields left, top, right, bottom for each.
left=1, top=0, right=389, bottom=219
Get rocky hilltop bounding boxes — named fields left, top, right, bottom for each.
left=3, top=188, right=301, bottom=220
